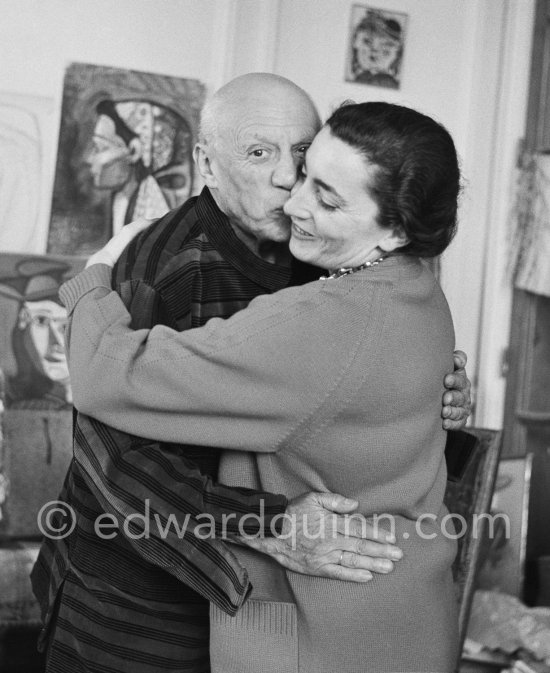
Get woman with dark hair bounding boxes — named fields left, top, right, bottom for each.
left=61, top=102, right=461, bottom=671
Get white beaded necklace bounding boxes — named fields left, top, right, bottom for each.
left=320, top=255, right=388, bottom=280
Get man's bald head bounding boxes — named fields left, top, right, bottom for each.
left=199, top=73, right=320, bottom=147
left=194, top=73, right=320, bottom=262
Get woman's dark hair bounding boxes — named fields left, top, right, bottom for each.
left=325, top=102, right=460, bottom=257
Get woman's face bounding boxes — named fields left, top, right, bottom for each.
left=284, top=127, right=399, bottom=271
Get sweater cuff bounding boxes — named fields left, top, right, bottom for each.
left=59, top=264, right=113, bottom=313
left=263, top=497, right=288, bottom=536
left=229, top=495, right=288, bottom=538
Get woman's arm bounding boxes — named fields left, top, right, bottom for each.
left=62, top=263, right=382, bottom=450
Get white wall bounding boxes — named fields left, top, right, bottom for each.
left=1, top=0, right=219, bottom=93
left=0, top=0, right=537, bottom=428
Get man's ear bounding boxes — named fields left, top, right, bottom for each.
left=379, top=227, right=409, bottom=252
left=128, top=138, right=143, bottom=164
left=193, top=143, right=217, bottom=188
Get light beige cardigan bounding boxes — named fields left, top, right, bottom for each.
left=60, top=255, right=459, bottom=673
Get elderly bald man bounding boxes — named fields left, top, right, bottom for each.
left=32, top=73, right=471, bottom=673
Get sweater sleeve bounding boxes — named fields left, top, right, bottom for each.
left=60, top=264, right=380, bottom=451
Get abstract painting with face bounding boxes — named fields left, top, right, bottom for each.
left=0, top=254, right=85, bottom=409
left=47, top=63, right=205, bottom=255
left=345, top=6, right=408, bottom=89
left=87, top=99, right=193, bottom=235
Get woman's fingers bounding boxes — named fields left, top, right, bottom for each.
left=86, top=218, right=155, bottom=268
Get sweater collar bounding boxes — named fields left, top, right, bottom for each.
left=196, top=188, right=294, bottom=291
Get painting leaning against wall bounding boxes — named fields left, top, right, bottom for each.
left=0, top=93, right=55, bottom=254
left=0, top=253, right=85, bottom=410
left=47, top=63, right=205, bottom=256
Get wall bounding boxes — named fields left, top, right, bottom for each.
left=0, top=0, right=537, bottom=428
left=228, top=0, right=535, bottom=430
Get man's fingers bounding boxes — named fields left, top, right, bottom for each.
left=328, top=533, right=402, bottom=560
left=453, top=350, right=467, bottom=369
left=319, top=564, right=373, bottom=582
left=314, top=492, right=359, bottom=514
left=335, top=516, right=396, bottom=544
left=442, top=405, right=466, bottom=421
left=442, top=389, right=465, bottom=408
left=339, top=550, right=395, bottom=573
left=444, top=370, right=468, bottom=391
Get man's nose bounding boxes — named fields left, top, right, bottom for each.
left=272, top=153, right=299, bottom=190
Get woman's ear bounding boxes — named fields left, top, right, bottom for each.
left=127, top=138, right=143, bottom=164
left=193, top=143, right=217, bottom=188
left=379, top=227, right=409, bottom=252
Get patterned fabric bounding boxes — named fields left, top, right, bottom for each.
left=31, top=187, right=320, bottom=673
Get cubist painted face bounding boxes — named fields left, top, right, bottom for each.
left=206, top=99, right=319, bottom=247
left=86, top=115, right=133, bottom=190
left=354, top=29, right=401, bottom=74
left=20, top=299, right=70, bottom=385
left=154, top=161, right=192, bottom=209
left=284, top=126, right=402, bottom=271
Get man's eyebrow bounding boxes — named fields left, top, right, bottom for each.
left=246, top=136, right=276, bottom=146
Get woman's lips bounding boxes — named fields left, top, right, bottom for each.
left=291, top=222, right=313, bottom=237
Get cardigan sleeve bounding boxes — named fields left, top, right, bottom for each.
left=60, top=264, right=381, bottom=451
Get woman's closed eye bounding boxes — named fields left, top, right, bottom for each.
left=316, top=191, right=338, bottom=211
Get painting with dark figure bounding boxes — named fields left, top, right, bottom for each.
left=47, top=63, right=205, bottom=255
left=0, top=253, right=85, bottom=409
left=345, top=6, right=408, bottom=89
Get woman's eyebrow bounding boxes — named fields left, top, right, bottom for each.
left=313, top=177, right=345, bottom=202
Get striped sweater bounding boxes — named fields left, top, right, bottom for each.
left=31, top=187, right=319, bottom=673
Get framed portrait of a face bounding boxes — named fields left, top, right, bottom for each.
left=47, top=63, right=205, bottom=256
left=345, top=5, right=408, bottom=89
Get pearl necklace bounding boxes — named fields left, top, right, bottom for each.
left=320, top=255, right=388, bottom=280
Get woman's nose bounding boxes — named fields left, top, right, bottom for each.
left=283, top=181, right=309, bottom=218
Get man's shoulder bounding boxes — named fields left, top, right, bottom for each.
left=113, top=195, right=205, bottom=286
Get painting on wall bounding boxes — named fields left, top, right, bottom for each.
left=0, top=253, right=85, bottom=410
left=345, top=5, right=408, bottom=89
left=47, top=63, right=206, bottom=256
left=0, top=93, right=55, bottom=255
left=477, top=454, right=533, bottom=598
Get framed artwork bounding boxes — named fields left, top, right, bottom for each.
left=0, top=252, right=85, bottom=410
left=345, top=5, right=408, bottom=89
left=47, top=62, right=206, bottom=256
left=0, top=92, right=55, bottom=254
left=477, top=454, right=534, bottom=598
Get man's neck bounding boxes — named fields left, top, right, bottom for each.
left=228, top=218, right=293, bottom=266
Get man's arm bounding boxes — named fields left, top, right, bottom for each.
left=73, top=417, right=399, bottom=596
